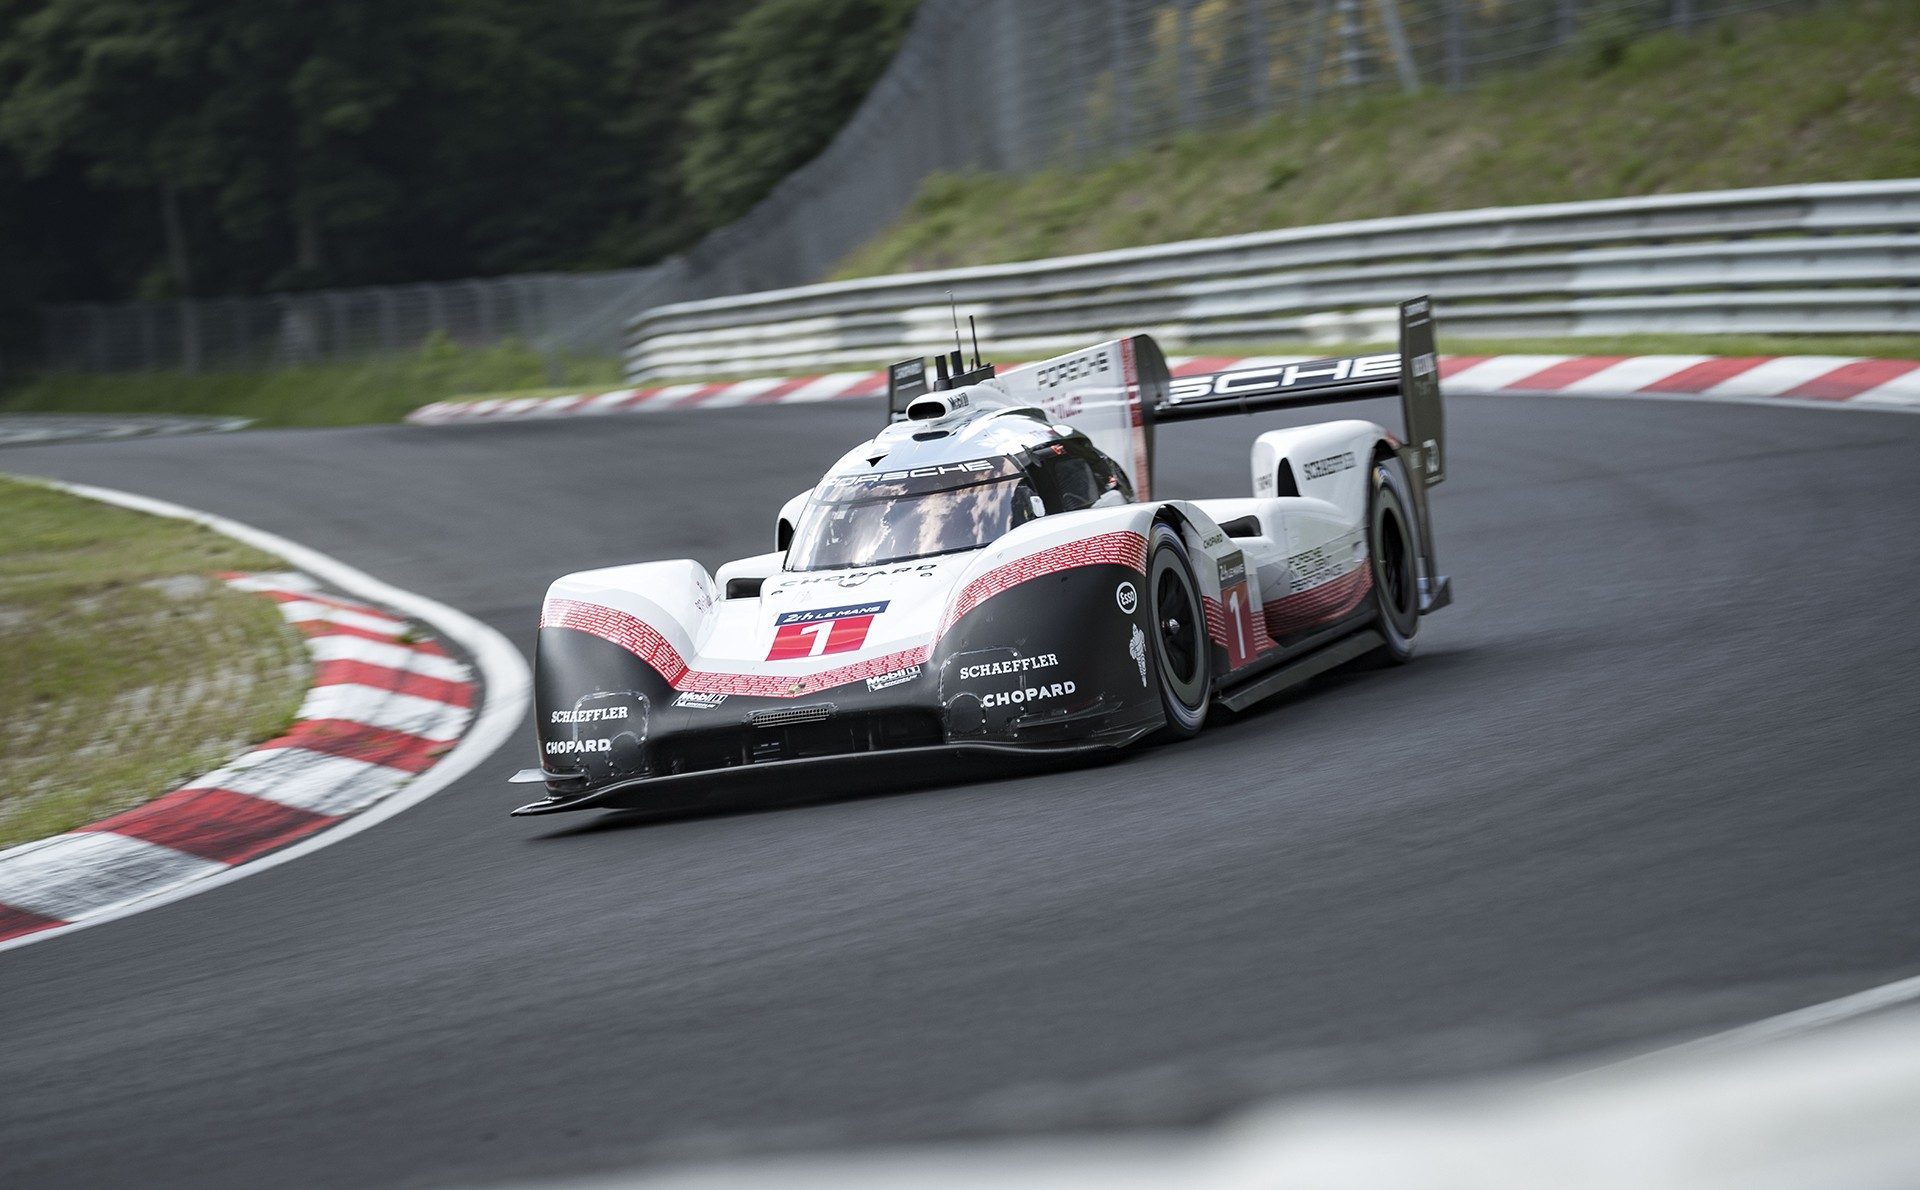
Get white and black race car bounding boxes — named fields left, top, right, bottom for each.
left=510, top=299, right=1451, bottom=815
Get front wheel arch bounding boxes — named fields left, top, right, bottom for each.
left=1144, top=520, right=1212, bottom=739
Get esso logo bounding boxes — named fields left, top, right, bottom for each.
left=1115, top=582, right=1138, bottom=614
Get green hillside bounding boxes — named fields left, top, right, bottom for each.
left=837, top=0, right=1920, bottom=277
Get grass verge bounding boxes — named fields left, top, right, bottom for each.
left=0, top=476, right=311, bottom=850
left=0, top=336, right=622, bottom=429
left=836, top=0, right=1920, bottom=277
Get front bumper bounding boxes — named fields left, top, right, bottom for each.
left=508, top=735, right=1142, bottom=816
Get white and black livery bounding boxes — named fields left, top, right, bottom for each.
left=510, top=299, right=1452, bottom=815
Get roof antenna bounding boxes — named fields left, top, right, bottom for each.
left=947, top=290, right=964, bottom=361
left=968, top=315, right=982, bottom=369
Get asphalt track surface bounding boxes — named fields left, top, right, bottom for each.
left=3, top=393, right=1918, bottom=1188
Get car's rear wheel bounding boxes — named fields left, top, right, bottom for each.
left=1146, top=522, right=1211, bottom=738
left=1368, top=459, right=1422, bottom=663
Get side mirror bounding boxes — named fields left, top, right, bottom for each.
left=776, top=489, right=810, bottom=551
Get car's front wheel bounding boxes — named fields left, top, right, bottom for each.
left=1146, top=522, right=1211, bottom=738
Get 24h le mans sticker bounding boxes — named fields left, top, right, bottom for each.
left=768, top=601, right=888, bottom=660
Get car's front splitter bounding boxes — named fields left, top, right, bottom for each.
left=509, top=735, right=1146, bottom=816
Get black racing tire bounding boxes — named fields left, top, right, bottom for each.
left=1367, top=458, right=1422, bottom=664
left=1145, top=521, right=1211, bottom=738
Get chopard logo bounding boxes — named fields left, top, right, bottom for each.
left=980, top=680, right=1077, bottom=709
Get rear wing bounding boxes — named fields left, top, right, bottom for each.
left=1154, top=297, right=1445, bottom=487
left=1152, top=297, right=1449, bottom=610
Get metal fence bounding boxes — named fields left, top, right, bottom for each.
left=37, top=0, right=1818, bottom=373
left=626, top=180, right=1920, bottom=380
left=37, top=268, right=676, bottom=374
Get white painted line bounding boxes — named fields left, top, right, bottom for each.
left=0, top=479, right=531, bottom=955
left=1702, top=355, right=1863, bottom=398
left=1625, top=973, right=1920, bottom=1067
left=305, top=633, right=472, bottom=681
left=181, top=747, right=413, bottom=817
left=0, top=833, right=226, bottom=921
left=1557, top=355, right=1712, bottom=394
left=1443, top=355, right=1573, bottom=391
left=297, top=683, right=471, bottom=740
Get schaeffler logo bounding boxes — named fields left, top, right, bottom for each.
left=1115, top=582, right=1138, bottom=614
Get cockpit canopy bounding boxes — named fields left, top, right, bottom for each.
left=784, top=438, right=1132, bottom=573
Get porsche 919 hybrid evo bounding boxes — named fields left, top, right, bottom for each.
left=510, top=298, right=1451, bottom=815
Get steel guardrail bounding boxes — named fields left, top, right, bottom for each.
left=624, top=180, right=1920, bottom=380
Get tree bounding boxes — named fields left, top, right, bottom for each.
left=680, top=0, right=919, bottom=226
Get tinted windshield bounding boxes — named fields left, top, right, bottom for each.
left=787, top=458, right=1038, bottom=571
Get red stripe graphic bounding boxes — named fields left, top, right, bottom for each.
left=544, top=532, right=1151, bottom=698
left=82, top=788, right=337, bottom=866
left=0, top=903, right=67, bottom=943
left=1264, top=566, right=1374, bottom=637
left=1505, top=356, right=1628, bottom=391
left=311, top=659, right=475, bottom=707
left=1201, top=595, right=1228, bottom=646
left=943, top=532, right=1148, bottom=630
left=1782, top=358, right=1920, bottom=401
left=1633, top=356, right=1768, bottom=393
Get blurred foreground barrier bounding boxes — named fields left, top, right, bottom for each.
left=625, top=180, right=1920, bottom=382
